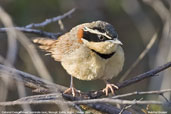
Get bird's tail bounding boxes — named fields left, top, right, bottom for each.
left=33, top=38, right=55, bottom=51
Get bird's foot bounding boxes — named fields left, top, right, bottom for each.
left=102, top=83, right=119, bottom=96
left=63, top=87, right=80, bottom=97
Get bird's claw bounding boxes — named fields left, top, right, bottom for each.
left=63, top=87, right=80, bottom=97
left=102, top=83, right=119, bottom=96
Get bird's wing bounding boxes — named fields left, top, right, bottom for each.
left=33, top=33, right=79, bottom=61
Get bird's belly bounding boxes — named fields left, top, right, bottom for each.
left=61, top=46, right=106, bottom=80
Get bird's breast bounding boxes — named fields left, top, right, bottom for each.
left=61, top=45, right=124, bottom=81
left=61, top=46, right=106, bottom=80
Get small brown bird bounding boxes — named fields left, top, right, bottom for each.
left=33, top=21, right=124, bottom=96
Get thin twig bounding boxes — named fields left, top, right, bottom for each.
left=0, top=7, right=53, bottom=81
left=119, top=98, right=143, bottom=114
left=143, top=0, right=171, bottom=102
left=0, top=64, right=66, bottom=93
left=0, top=7, right=32, bottom=112
left=0, top=97, right=169, bottom=106
left=85, top=61, right=171, bottom=98
left=0, top=27, right=61, bottom=39
left=73, top=104, right=84, bottom=114
left=120, top=33, right=158, bottom=82
left=0, top=61, right=171, bottom=98
left=117, top=61, right=171, bottom=89
left=143, top=0, right=171, bottom=22
left=2, top=62, right=170, bottom=113
left=11, top=89, right=171, bottom=103
left=0, top=63, right=170, bottom=113
left=0, top=92, right=131, bottom=114
left=4, top=88, right=169, bottom=103
left=160, top=94, right=170, bottom=103
left=87, top=103, right=131, bottom=114
left=112, top=89, right=171, bottom=99
left=0, top=8, right=75, bottom=39
left=24, top=8, right=75, bottom=29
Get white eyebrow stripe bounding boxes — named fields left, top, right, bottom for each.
left=83, top=27, right=112, bottom=39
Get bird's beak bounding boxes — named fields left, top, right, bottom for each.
left=106, top=39, right=123, bottom=45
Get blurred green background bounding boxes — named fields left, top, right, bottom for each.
left=0, top=0, right=170, bottom=113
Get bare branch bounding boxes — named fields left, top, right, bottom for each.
left=0, top=8, right=75, bottom=39
left=143, top=0, right=171, bottom=22
left=117, top=61, right=171, bottom=89
left=0, top=27, right=61, bottom=39
left=0, top=63, right=170, bottom=113
left=0, top=96, right=169, bottom=107
left=72, top=104, right=84, bottom=114
left=85, top=61, right=171, bottom=98
left=0, top=61, right=171, bottom=98
left=88, top=103, right=131, bottom=114
left=24, top=8, right=75, bottom=29
left=112, top=89, right=171, bottom=99
left=0, top=92, right=131, bottom=114
left=0, top=7, right=53, bottom=81
left=119, top=98, right=143, bottom=114
left=0, top=64, right=66, bottom=93
left=120, top=32, right=158, bottom=82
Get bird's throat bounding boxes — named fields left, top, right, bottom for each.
left=91, top=49, right=115, bottom=59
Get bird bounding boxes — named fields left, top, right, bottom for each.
left=33, top=21, right=124, bottom=96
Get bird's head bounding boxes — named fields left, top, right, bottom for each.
left=77, top=21, right=122, bottom=54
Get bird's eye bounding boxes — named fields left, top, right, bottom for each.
left=98, top=35, right=105, bottom=41
left=98, top=34, right=101, bottom=38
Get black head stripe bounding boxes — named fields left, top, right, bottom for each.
left=83, top=31, right=102, bottom=42
left=92, top=49, right=115, bottom=59
left=82, top=26, right=118, bottom=42
left=92, top=27, right=106, bottom=33
left=83, top=30, right=109, bottom=42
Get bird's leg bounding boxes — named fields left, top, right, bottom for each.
left=63, top=76, right=80, bottom=96
left=102, top=80, right=119, bottom=96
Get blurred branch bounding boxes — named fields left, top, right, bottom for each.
left=0, top=100, right=132, bottom=114
left=85, top=61, right=171, bottom=98
left=14, top=94, right=131, bottom=114
left=0, top=64, right=66, bottom=93
left=0, top=61, right=170, bottom=113
left=0, top=56, right=32, bottom=111
left=24, top=8, right=75, bottom=29
left=0, top=27, right=61, bottom=39
left=119, top=98, right=143, bottom=114
left=0, top=7, right=31, bottom=111
left=143, top=0, right=171, bottom=22
left=117, top=61, right=171, bottom=88
left=0, top=8, right=76, bottom=39
left=0, top=7, right=53, bottom=81
left=120, top=32, right=158, bottom=82
left=112, top=89, right=171, bottom=99
left=0, top=66, right=130, bottom=114
left=1, top=89, right=171, bottom=112
left=0, top=6, right=170, bottom=113
left=143, top=0, right=171, bottom=99
left=0, top=7, right=18, bottom=65
left=72, top=99, right=170, bottom=106
left=0, top=61, right=171, bottom=98
left=0, top=93, right=170, bottom=107
left=0, top=61, right=170, bottom=105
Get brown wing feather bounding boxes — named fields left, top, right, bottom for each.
left=48, top=33, right=78, bottom=61
left=33, top=33, right=79, bottom=62
left=33, top=37, right=61, bottom=61
left=33, top=38, right=55, bottom=51
left=33, top=38, right=55, bottom=45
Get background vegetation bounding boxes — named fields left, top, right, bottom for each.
left=0, top=0, right=170, bottom=113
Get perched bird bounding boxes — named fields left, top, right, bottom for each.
left=33, top=21, right=124, bottom=96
